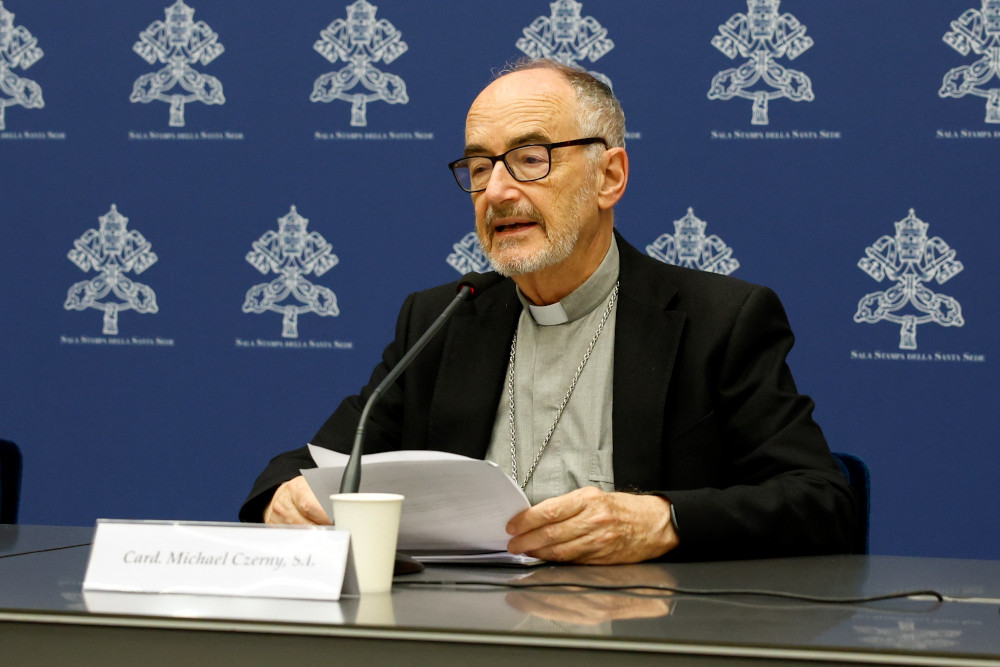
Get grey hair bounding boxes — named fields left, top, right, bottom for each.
left=498, top=58, right=627, bottom=150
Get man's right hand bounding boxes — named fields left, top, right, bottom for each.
left=263, top=475, right=331, bottom=525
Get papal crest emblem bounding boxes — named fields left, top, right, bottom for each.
left=0, top=2, right=44, bottom=130
left=646, top=208, right=740, bottom=275
left=242, top=206, right=340, bottom=339
left=708, top=0, right=814, bottom=125
left=130, top=0, right=225, bottom=127
left=939, top=0, right=1000, bottom=123
left=311, top=0, right=409, bottom=127
left=446, top=231, right=492, bottom=275
left=64, top=205, right=159, bottom=335
left=516, top=0, right=615, bottom=88
left=854, top=209, right=965, bottom=350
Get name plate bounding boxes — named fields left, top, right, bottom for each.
left=83, top=519, right=357, bottom=601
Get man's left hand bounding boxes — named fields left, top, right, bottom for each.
left=505, top=487, right=679, bottom=564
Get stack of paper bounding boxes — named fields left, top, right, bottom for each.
left=302, top=446, right=541, bottom=565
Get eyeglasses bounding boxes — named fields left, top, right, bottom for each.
left=448, top=137, right=608, bottom=193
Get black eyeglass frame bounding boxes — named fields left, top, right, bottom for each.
left=448, top=137, right=608, bottom=193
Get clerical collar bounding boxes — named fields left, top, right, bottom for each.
left=518, top=237, right=620, bottom=326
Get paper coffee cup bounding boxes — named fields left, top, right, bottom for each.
left=330, top=492, right=404, bottom=594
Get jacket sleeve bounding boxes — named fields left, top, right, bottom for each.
left=661, top=285, right=857, bottom=560
left=238, top=291, right=423, bottom=522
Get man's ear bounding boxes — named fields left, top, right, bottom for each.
left=597, top=147, right=628, bottom=210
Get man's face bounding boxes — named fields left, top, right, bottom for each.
left=463, top=70, right=600, bottom=278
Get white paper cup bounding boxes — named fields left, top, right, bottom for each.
left=330, top=492, right=404, bottom=594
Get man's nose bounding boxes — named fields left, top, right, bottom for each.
left=483, top=160, right=521, bottom=202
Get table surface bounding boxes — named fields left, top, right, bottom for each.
left=2, top=525, right=999, bottom=666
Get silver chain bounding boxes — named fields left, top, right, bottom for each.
left=508, top=282, right=619, bottom=489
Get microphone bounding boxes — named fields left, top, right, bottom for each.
left=339, top=271, right=504, bottom=494
left=456, top=271, right=506, bottom=300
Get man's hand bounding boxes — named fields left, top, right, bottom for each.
left=263, top=475, right=331, bottom=525
left=505, top=487, right=679, bottom=564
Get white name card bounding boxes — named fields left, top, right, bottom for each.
left=83, top=519, right=357, bottom=601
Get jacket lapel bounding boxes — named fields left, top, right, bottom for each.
left=612, top=236, right=685, bottom=490
left=427, top=279, right=521, bottom=459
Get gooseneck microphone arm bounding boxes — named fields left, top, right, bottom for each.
left=339, top=272, right=505, bottom=494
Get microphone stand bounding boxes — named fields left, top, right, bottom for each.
left=339, top=274, right=501, bottom=494
left=336, top=273, right=503, bottom=574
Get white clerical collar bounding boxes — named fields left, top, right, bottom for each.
left=527, top=301, right=570, bottom=325
left=519, top=237, right=620, bottom=326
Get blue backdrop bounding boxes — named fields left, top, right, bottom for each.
left=1, top=0, right=996, bottom=559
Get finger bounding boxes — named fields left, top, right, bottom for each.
left=524, top=494, right=677, bottom=564
left=515, top=528, right=605, bottom=563
left=264, top=488, right=304, bottom=524
left=265, top=477, right=330, bottom=525
left=507, top=517, right=585, bottom=557
left=290, top=477, right=331, bottom=525
left=506, top=487, right=595, bottom=536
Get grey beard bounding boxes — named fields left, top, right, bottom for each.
left=486, top=227, right=579, bottom=276
left=480, top=199, right=583, bottom=277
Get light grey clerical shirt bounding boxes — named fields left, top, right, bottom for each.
left=485, top=238, right=620, bottom=505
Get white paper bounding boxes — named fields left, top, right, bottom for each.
left=303, top=445, right=531, bottom=553
left=309, top=447, right=472, bottom=467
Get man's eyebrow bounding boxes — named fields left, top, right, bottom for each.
left=463, top=131, right=552, bottom=157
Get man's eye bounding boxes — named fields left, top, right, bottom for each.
left=469, top=161, right=491, bottom=176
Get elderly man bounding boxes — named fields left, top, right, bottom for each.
left=241, top=59, right=855, bottom=563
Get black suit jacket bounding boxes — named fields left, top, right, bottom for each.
left=241, top=233, right=855, bottom=560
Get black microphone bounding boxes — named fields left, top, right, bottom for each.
left=339, top=271, right=504, bottom=494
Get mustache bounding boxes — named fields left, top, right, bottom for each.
left=484, top=201, right=545, bottom=229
